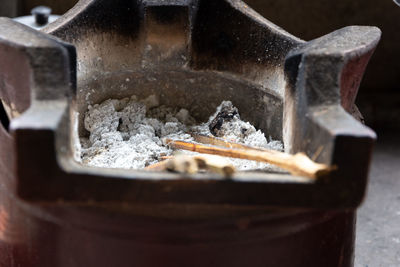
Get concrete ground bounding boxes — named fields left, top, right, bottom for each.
left=355, top=132, right=400, bottom=267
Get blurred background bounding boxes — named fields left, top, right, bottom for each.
left=1, top=0, right=399, bottom=266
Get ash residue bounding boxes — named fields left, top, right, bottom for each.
left=79, top=97, right=283, bottom=171
left=80, top=95, right=194, bottom=169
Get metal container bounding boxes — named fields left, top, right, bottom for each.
left=0, top=0, right=380, bottom=266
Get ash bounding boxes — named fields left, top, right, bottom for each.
left=79, top=96, right=283, bottom=171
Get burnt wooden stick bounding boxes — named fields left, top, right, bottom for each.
left=160, top=156, right=174, bottom=160
left=191, top=134, right=332, bottom=175
left=145, top=160, right=169, bottom=171
left=191, top=133, right=280, bottom=153
left=165, top=139, right=334, bottom=179
left=145, top=155, right=235, bottom=177
left=166, top=156, right=199, bottom=174
left=194, top=155, right=235, bottom=177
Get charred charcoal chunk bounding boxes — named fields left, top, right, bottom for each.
left=209, top=102, right=239, bottom=136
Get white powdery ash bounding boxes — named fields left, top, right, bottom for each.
left=79, top=97, right=283, bottom=171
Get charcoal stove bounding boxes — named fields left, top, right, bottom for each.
left=0, top=0, right=381, bottom=266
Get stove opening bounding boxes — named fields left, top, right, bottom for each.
left=72, top=70, right=285, bottom=174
